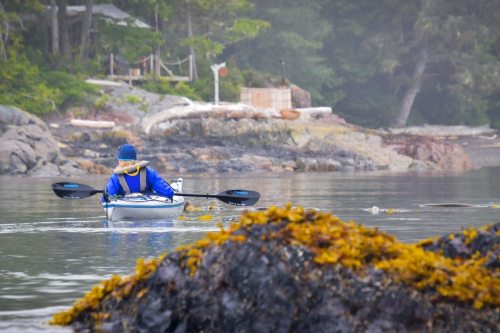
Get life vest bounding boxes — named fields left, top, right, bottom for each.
left=113, top=161, right=149, bottom=194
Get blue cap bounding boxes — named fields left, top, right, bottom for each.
left=117, top=144, right=137, bottom=161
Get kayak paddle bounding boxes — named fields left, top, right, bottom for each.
left=51, top=182, right=260, bottom=206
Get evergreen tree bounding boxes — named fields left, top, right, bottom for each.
left=227, top=0, right=340, bottom=105
left=323, top=0, right=500, bottom=127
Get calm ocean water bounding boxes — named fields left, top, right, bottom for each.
left=1, top=168, right=499, bottom=332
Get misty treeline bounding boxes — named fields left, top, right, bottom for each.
left=2, top=0, right=500, bottom=129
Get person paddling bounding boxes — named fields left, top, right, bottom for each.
left=102, top=144, right=174, bottom=202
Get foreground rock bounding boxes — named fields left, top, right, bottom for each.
left=0, top=105, right=84, bottom=176
left=52, top=206, right=499, bottom=332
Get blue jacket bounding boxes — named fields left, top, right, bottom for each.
left=103, top=167, right=174, bottom=201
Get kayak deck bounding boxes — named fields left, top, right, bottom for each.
left=102, top=178, right=184, bottom=221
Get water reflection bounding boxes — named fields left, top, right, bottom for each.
left=101, top=219, right=177, bottom=258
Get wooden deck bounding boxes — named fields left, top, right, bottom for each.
left=108, top=74, right=190, bottom=82
left=107, top=53, right=192, bottom=84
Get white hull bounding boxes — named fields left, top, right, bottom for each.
left=102, top=178, right=184, bottom=221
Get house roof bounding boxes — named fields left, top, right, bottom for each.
left=66, top=4, right=150, bottom=29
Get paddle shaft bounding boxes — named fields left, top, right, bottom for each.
left=176, top=193, right=228, bottom=199
left=58, top=190, right=252, bottom=201
left=52, top=182, right=259, bottom=206
left=99, top=191, right=258, bottom=201
left=53, top=190, right=235, bottom=198
left=57, top=190, right=220, bottom=199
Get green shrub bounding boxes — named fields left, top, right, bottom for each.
left=143, top=77, right=169, bottom=94
left=95, top=94, right=111, bottom=110
left=0, top=53, right=61, bottom=115
left=191, top=77, right=213, bottom=101
left=125, top=94, right=143, bottom=104
left=143, top=78, right=202, bottom=101
left=172, top=82, right=201, bottom=100
left=43, top=71, right=97, bottom=108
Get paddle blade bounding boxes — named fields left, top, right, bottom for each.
left=217, top=189, right=260, bottom=206
left=52, top=182, right=102, bottom=199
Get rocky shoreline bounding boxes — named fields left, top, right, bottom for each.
left=1, top=84, right=499, bottom=177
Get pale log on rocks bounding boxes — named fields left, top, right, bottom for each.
left=295, top=107, right=332, bottom=121
left=70, top=119, right=115, bottom=128
left=142, top=103, right=275, bottom=134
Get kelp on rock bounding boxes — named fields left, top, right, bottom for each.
left=51, top=205, right=500, bottom=332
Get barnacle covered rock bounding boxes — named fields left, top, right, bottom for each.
left=51, top=205, right=500, bottom=332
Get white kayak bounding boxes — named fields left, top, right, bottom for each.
left=102, top=178, right=185, bottom=221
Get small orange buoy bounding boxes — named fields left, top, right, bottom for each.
left=219, top=67, right=229, bottom=78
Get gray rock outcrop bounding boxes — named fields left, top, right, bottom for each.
left=383, top=134, right=474, bottom=171
left=0, top=105, right=84, bottom=176
left=290, top=84, right=312, bottom=108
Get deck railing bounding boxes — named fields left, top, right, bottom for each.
left=108, top=53, right=193, bottom=84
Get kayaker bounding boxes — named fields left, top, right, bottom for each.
left=102, top=144, right=174, bottom=202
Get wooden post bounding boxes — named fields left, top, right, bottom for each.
left=152, top=53, right=157, bottom=81
left=110, top=53, right=114, bottom=76
left=150, top=54, right=154, bottom=76
left=189, top=54, right=193, bottom=81
left=177, top=56, right=182, bottom=73
left=155, top=51, right=161, bottom=80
